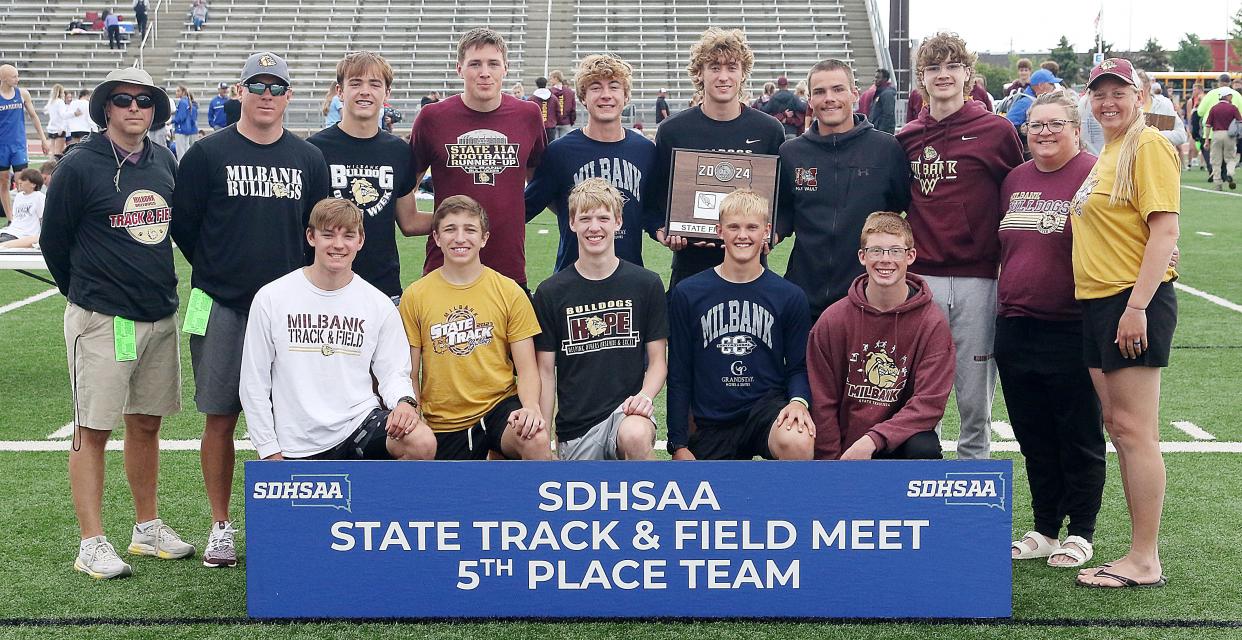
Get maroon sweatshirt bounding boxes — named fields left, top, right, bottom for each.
left=896, top=99, right=1023, bottom=278
left=807, top=273, right=955, bottom=460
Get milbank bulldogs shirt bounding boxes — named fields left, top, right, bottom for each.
left=240, top=269, right=415, bottom=459
left=410, top=95, right=546, bottom=284
left=666, top=268, right=811, bottom=450
left=309, top=125, right=417, bottom=297
left=533, top=261, right=668, bottom=441
left=524, top=128, right=658, bottom=272
left=171, top=126, right=330, bottom=312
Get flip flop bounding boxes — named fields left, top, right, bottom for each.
left=1012, top=531, right=1059, bottom=560
left=1076, top=569, right=1168, bottom=589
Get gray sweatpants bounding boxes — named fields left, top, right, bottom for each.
left=921, top=275, right=997, bottom=460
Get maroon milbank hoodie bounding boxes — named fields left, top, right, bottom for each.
left=896, top=99, right=1023, bottom=278
left=807, top=273, right=955, bottom=460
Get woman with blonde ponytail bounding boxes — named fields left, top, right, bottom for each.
left=1070, top=58, right=1180, bottom=590
left=44, top=84, right=66, bottom=156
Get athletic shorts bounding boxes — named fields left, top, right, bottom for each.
left=433, top=394, right=521, bottom=460
left=189, top=302, right=247, bottom=415
left=558, top=405, right=656, bottom=461
left=1082, top=281, right=1177, bottom=373
left=0, top=143, right=28, bottom=172
left=63, top=303, right=181, bottom=430
left=300, top=408, right=394, bottom=460
left=70, top=131, right=90, bottom=140
left=689, top=392, right=786, bottom=460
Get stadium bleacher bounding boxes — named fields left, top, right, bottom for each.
left=7, top=0, right=888, bottom=133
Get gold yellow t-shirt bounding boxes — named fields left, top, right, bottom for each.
left=1070, top=127, right=1179, bottom=300
left=398, top=267, right=542, bottom=432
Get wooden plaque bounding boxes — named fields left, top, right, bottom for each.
left=666, top=149, right=780, bottom=242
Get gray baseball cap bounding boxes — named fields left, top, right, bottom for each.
left=240, top=51, right=291, bottom=85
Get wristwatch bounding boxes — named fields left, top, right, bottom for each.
left=397, top=396, right=419, bottom=409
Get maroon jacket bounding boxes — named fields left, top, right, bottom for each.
left=808, top=274, right=955, bottom=460
left=896, top=99, right=1023, bottom=278
left=551, top=85, right=576, bottom=126
left=530, top=88, right=560, bottom=130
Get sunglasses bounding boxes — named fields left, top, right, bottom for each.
left=245, top=81, right=289, bottom=96
left=108, top=93, right=155, bottom=109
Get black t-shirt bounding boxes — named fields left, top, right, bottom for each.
left=223, top=99, right=241, bottom=126
left=169, top=126, right=330, bottom=313
left=655, top=96, right=670, bottom=123
left=533, top=260, right=669, bottom=441
left=647, top=106, right=785, bottom=286
left=308, top=125, right=416, bottom=297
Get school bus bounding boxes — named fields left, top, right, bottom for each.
left=1152, top=71, right=1240, bottom=100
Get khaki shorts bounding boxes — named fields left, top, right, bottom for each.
left=64, top=303, right=181, bottom=430
left=557, top=406, right=656, bottom=461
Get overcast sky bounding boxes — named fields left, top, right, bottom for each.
left=880, top=0, right=1237, bottom=54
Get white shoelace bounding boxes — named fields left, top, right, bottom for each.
left=86, top=540, right=122, bottom=564
left=206, top=523, right=237, bottom=553
left=155, top=523, right=185, bottom=547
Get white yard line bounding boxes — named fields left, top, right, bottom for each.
left=1184, top=184, right=1242, bottom=198
left=1196, top=231, right=1214, bottom=237
left=1174, top=282, right=1242, bottom=314
left=1171, top=421, right=1216, bottom=441
left=990, top=421, right=1015, bottom=440
left=0, top=288, right=57, bottom=315
left=949, top=440, right=1242, bottom=454
left=46, top=422, right=74, bottom=439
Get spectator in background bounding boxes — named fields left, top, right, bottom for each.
left=762, top=75, right=806, bottom=139
left=207, top=82, right=228, bottom=131
left=40, top=159, right=58, bottom=188
left=1006, top=68, right=1062, bottom=132
left=1205, top=89, right=1241, bottom=189
left=550, top=69, right=576, bottom=139
left=1186, top=83, right=1204, bottom=169
left=44, top=84, right=68, bottom=157
left=171, top=85, right=198, bottom=161
left=134, top=0, right=149, bottom=40
left=0, top=168, right=45, bottom=247
left=103, top=10, right=122, bottom=49
left=66, top=89, right=93, bottom=146
left=1005, top=58, right=1033, bottom=95
left=511, top=82, right=525, bottom=100
left=1135, top=70, right=1186, bottom=149
left=752, top=81, right=775, bottom=109
left=531, top=76, right=560, bottom=143
left=321, top=85, right=341, bottom=128
left=223, top=83, right=241, bottom=126
left=869, top=68, right=896, bottom=134
left=420, top=91, right=439, bottom=107
left=191, top=1, right=207, bottom=31
left=654, top=87, right=670, bottom=123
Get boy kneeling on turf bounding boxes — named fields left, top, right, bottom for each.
left=807, top=212, right=954, bottom=460
left=241, top=198, right=435, bottom=461
left=534, top=178, right=668, bottom=460
left=666, top=189, right=815, bottom=460
left=398, top=196, right=551, bottom=460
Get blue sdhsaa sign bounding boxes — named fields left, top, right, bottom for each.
left=245, top=460, right=1012, bottom=619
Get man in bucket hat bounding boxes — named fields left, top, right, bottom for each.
left=40, top=66, right=195, bottom=580
left=170, top=51, right=329, bottom=568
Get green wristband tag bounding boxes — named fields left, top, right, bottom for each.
left=114, top=317, right=137, bottom=362
left=182, top=287, right=213, bottom=336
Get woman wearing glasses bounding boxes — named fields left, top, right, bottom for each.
left=1071, top=58, right=1180, bottom=590
left=997, top=92, right=1105, bottom=570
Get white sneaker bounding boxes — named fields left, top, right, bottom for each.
left=74, top=536, right=133, bottom=580
left=128, top=519, right=196, bottom=559
left=202, top=521, right=238, bottom=568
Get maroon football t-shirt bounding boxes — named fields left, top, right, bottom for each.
left=410, top=94, right=546, bottom=284
left=997, top=151, right=1097, bottom=321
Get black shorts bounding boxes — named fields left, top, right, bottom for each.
left=302, top=408, right=394, bottom=460
left=1082, top=281, right=1177, bottom=373
left=689, top=392, right=785, bottom=460
left=434, top=394, right=521, bottom=460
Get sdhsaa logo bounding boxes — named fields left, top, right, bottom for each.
left=252, top=474, right=352, bottom=512
left=906, top=472, right=1006, bottom=510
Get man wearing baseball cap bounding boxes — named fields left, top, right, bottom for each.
left=1006, top=67, right=1063, bottom=132
left=40, top=66, right=194, bottom=579
left=207, top=81, right=229, bottom=132
left=761, top=75, right=806, bottom=139
left=170, top=51, right=330, bottom=569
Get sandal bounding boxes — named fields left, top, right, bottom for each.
left=1011, top=531, right=1059, bottom=560
left=1047, top=535, right=1093, bottom=568
left=1076, top=568, right=1167, bottom=589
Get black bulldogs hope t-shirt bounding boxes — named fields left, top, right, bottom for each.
left=309, top=125, right=417, bottom=297
left=533, top=261, right=669, bottom=441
